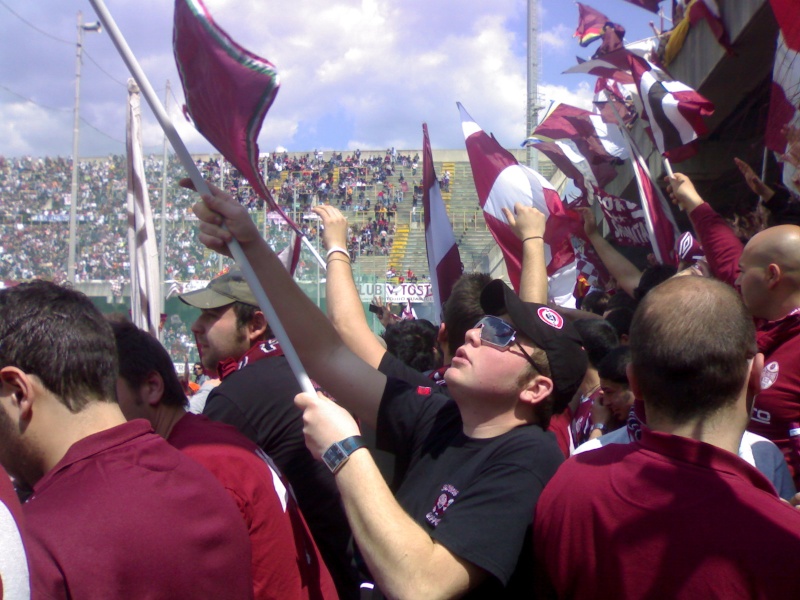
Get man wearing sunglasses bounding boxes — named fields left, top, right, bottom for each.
left=188, top=180, right=588, bottom=599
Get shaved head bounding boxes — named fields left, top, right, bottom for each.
left=745, top=225, right=800, bottom=274
left=738, top=225, right=800, bottom=320
left=630, top=277, right=756, bottom=424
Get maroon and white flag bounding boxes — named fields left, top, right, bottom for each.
left=594, top=187, right=650, bottom=247
left=563, top=49, right=634, bottom=85
left=533, top=103, right=620, bottom=188
left=126, top=80, right=162, bottom=338
left=766, top=0, right=800, bottom=192
left=628, top=53, right=714, bottom=162
left=459, top=103, right=585, bottom=306
left=422, top=123, right=462, bottom=320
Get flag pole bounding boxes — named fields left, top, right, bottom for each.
left=88, top=0, right=315, bottom=396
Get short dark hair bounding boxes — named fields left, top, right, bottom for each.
left=382, top=319, right=440, bottom=372
left=633, top=264, right=678, bottom=301
left=573, top=319, right=619, bottom=368
left=630, top=277, right=756, bottom=423
left=0, top=281, right=117, bottom=412
left=604, top=307, right=635, bottom=338
left=231, top=301, right=272, bottom=340
left=580, top=291, right=610, bottom=315
left=605, top=291, right=638, bottom=313
left=108, top=317, right=187, bottom=408
left=597, top=346, right=631, bottom=384
left=443, top=273, right=492, bottom=352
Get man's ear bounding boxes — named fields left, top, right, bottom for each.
left=519, top=375, right=554, bottom=406
left=0, top=366, right=36, bottom=419
left=140, top=371, right=165, bottom=408
left=766, top=263, right=782, bottom=289
left=436, top=323, right=449, bottom=355
left=249, top=311, right=268, bottom=341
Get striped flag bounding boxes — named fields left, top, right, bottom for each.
left=628, top=53, right=714, bottom=162
left=766, top=0, right=800, bottom=191
left=173, top=0, right=303, bottom=272
left=422, top=123, right=462, bottom=320
left=564, top=50, right=634, bottom=84
left=126, top=80, right=162, bottom=337
left=532, top=103, right=620, bottom=187
left=459, top=103, right=585, bottom=306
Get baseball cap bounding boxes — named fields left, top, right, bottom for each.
left=179, top=269, right=259, bottom=309
left=480, top=279, right=588, bottom=410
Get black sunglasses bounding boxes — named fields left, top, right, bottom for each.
left=475, top=316, right=540, bottom=371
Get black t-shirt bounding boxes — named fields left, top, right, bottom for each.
left=376, top=378, right=564, bottom=598
left=203, top=355, right=360, bottom=600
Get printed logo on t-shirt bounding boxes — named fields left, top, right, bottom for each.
left=425, top=484, right=459, bottom=528
left=416, top=386, right=432, bottom=396
left=537, top=307, right=564, bottom=330
left=760, top=361, right=779, bottom=390
left=751, top=406, right=771, bottom=425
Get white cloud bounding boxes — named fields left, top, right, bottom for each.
left=540, top=24, right=572, bottom=52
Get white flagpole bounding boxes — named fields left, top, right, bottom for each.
left=89, top=0, right=315, bottom=395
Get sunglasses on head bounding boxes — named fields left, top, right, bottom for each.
left=475, top=315, right=540, bottom=371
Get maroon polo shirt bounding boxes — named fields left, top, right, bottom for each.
left=23, top=419, right=253, bottom=599
left=534, top=428, right=800, bottom=599
left=168, top=413, right=338, bottom=600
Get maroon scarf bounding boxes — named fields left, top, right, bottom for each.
left=217, top=339, right=284, bottom=381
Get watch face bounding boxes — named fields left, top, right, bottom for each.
left=323, top=443, right=347, bottom=471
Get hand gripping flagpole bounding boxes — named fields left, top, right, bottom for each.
left=89, top=0, right=315, bottom=396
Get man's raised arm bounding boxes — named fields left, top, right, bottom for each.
left=312, top=205, right=389, bottom=369
left=576, top=207, right=642, bottom=298
left=187, top=179, right=386, bottom=427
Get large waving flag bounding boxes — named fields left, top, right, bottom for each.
left=173, top=0, right=305, bottom=270
left=532, top=103, right=619, bottom=188
left=459, top=103, right=584, bottom=306
left=126, top=80, right=162, bottom=338
left=628, top=53, right=714, bottom=162
left=422, top=123, right=462, bottom=320
left=575, top=3, right=611, bottom=47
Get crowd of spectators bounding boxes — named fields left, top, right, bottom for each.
left=0, top=148, right=421, bottom=284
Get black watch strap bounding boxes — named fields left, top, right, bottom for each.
left=322, top=435, right=366, bottom=474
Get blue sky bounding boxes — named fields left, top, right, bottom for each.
left=0, top=0, right=663, bottom=158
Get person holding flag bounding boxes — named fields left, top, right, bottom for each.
left=186, top=178, right=587, bottom=599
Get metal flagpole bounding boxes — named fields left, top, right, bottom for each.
left=88, top=0, right=315, bottom=396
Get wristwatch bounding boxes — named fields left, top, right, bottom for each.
left=322, top=435, right=367, bottom=474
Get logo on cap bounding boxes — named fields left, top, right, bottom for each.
left=537, top=307, right=564, bottom=330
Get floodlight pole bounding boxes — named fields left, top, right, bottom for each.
left=67, top=12, right=102, bottom=283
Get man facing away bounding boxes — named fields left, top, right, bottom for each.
left=187, top=180, right=588, bottom=598
left=110, top=318, right=337, bottom=600
left=534, top=277, right=800, bottom=599
left=0, top=281, right=252, bottom=599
